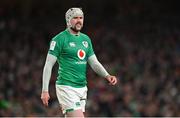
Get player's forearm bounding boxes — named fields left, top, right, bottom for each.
left=88, top=55, right=109, bottom=78
left=42, top=54, right=57, bottom=92
left=42, top=64, right=52, bottom=92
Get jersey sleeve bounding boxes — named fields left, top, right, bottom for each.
left=48, top=35, right=64, bottom=58
left=87, top=38, right=95, bottom=58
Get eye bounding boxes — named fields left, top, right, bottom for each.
left=73, top=16, right=82, bottom=19
left=73, top=17, right=78, bottom=19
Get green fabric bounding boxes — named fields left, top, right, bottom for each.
left=66, top=108, right=74, bottom=113
left=48, top=29, right=94, bottom=88
left=75, top=102, right=80, bottom=107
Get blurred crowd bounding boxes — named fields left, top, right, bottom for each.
left=0, top=0, right=180, bottom=117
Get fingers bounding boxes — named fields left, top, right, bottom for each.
left=41, top=92, right=50, bottom=106
left=108, top=76, right=117, bottom=85
left=41, top=97, right=49, bottom=106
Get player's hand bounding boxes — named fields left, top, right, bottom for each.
left=41, top=91, right=50, bottom=106
left=105, top=75, right=117, bottom=85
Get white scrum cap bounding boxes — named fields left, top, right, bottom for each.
left=65, top=8, right=84, bottom=27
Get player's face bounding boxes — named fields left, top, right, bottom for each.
left=70, top=16, right=84, bottom=32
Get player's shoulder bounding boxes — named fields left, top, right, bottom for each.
left=80, top=32, right=91, bottom=41
left=52, top=30, right=66, bottom=41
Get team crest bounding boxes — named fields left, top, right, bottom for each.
left=77, top=49, right=86, bottom=60
left=82, top=41, right=88, bottom=48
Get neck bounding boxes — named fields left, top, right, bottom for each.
left=68, top=27, right=80, bottom=35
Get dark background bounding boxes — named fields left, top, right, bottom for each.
left=0, top=0, right=180, bottom=117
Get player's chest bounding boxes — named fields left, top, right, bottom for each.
left=62, top=39, right=89, bottom=56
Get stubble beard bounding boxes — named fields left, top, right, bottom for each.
left=70, top=23, right=83, bottom=33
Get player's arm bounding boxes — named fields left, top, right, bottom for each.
left=41, top=53, right=57, bottom=106
left=88, top=54, right=117, bottom=85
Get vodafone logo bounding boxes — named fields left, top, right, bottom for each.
left=77, top=49, right=86, bottom=60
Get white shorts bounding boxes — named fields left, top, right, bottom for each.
left=55, top=85, right=88, bottom=114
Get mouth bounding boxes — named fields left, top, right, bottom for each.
left=76, top=23, right=81, bottom=26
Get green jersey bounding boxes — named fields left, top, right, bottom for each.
left=48, top=29, right=94, bottom=87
